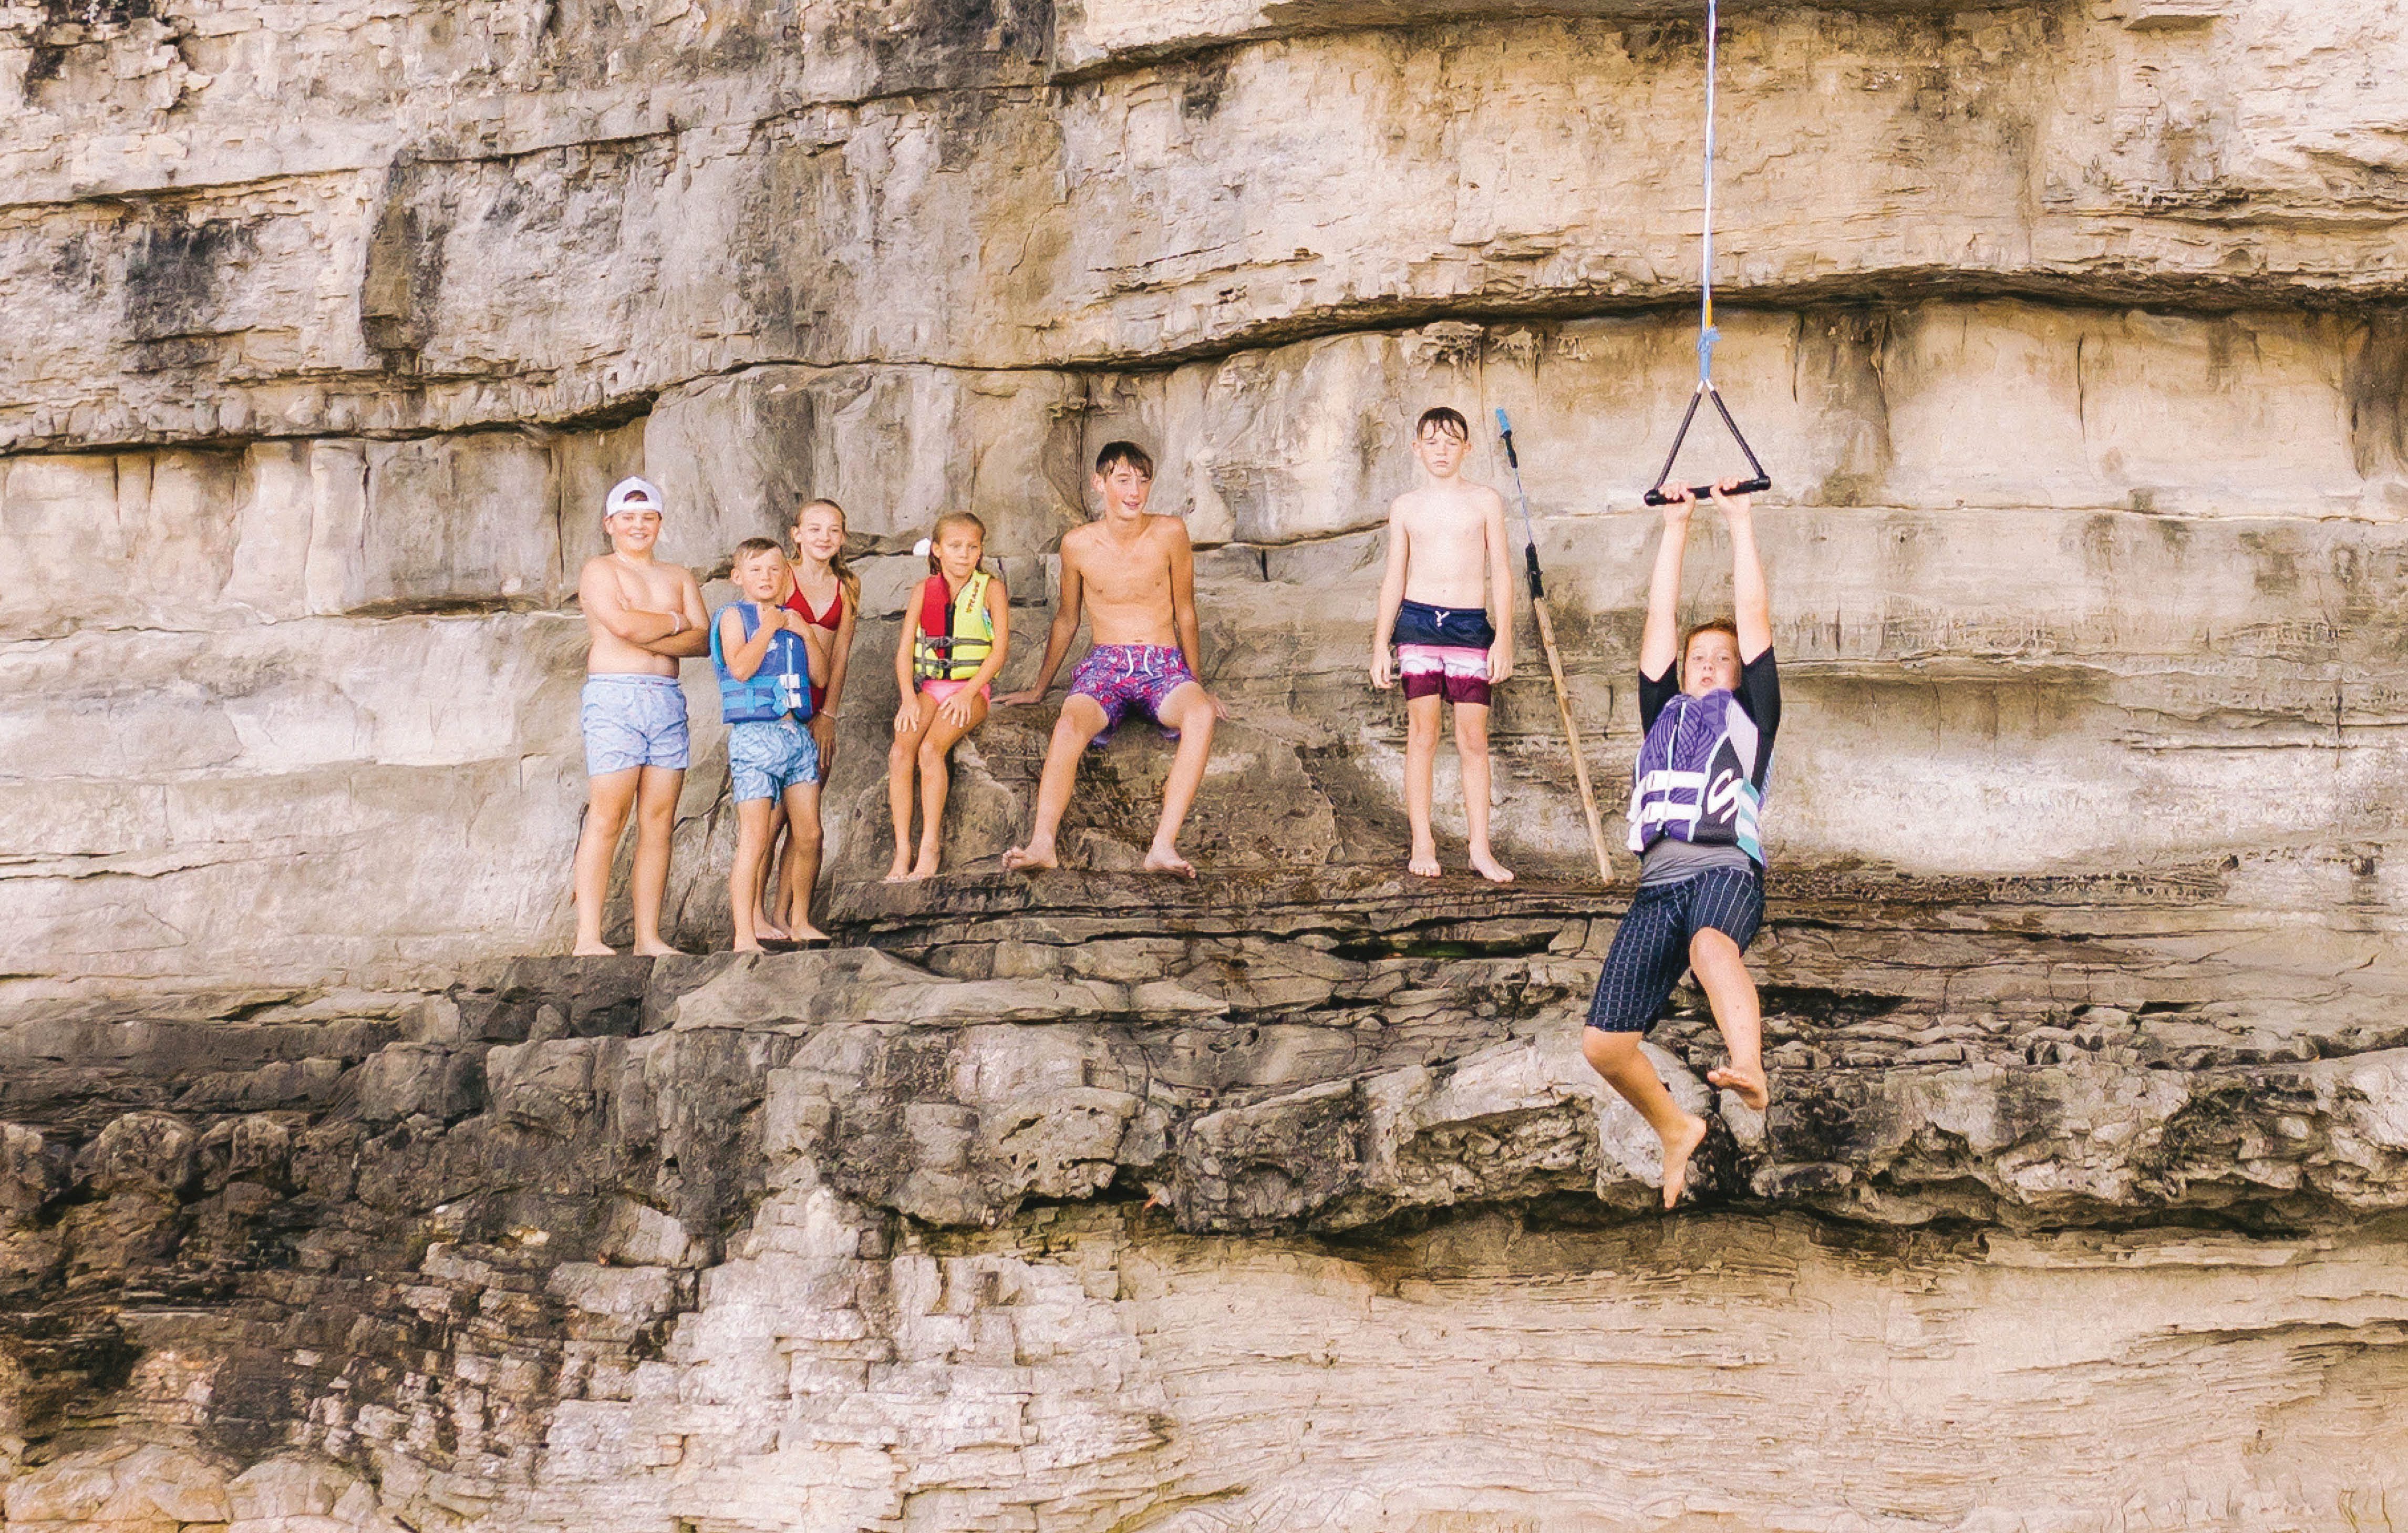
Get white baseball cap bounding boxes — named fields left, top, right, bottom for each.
left=604, top=476, right=665, bottom=517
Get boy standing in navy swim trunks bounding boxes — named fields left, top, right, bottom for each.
left=1000, top=441, right=1227, bottom=878
left=1584, top=479, right=1777, bottom=1209
left=1371, top=406, right=1517, bottom=882
left=571, top=476, right=710, bottom=956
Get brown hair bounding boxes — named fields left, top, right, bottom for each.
left=733, top=537, right=783, bottom=563
left=926, top=510, right=987, bottom=573
left=1416, top=406, right=1470, bottom=440
left=1094, top=440, right=1154, bottom=479
left=1680, top=618, right=1741, bottom=678
left=791, top=496, right=861, bottom=614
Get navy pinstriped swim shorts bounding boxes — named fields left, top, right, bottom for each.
left=1585, top=867, right=1765, bottom=1034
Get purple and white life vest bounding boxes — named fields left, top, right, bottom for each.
left=1626, top=688, right=1765, bottom=865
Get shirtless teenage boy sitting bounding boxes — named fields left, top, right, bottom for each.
left=999, top=441, right=1226, bottom=878
left=1370, top=406, right=1517, bottom=883
left=571, top=476, right=709, bottom=956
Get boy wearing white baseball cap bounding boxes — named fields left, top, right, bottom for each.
left=571, top=475, right=709, bottom=955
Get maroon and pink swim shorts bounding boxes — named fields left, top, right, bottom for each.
left=1395, top=598, right=1495, bottom=707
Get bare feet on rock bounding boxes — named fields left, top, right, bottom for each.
left=1142, top=844, right=1196, bottom=879
left=882, top=856, right=913, bottom=884
left=733, top=937, right=765, bottom=954
left=1659, top=1112, right=1710, bottom=1210
left=572, top=941, right=618, bottom=957
left=1001, top=841, right=1058, bottom=873
left=1408, top=841, right=1442, bottom=878
left=1707, top=1062, right=1770, bottom=1113
left=1468, top=846, right=1515, bottom=884
left=899, top=853, right=939, bottom=883
left=632, top=939, right=678, bottom=958
left=754, top=918, right=788, bottom=943
left=788, top=922, right=830, bottom=943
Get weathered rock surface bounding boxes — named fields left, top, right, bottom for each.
left=3, top=892, right=2408, bottom=1527
left=14, top=285, right=2408, bottom=981
left=13, top=0, right=2408, bottom=986
left=12, top=0, right=2408, bottom=1522
left=13, top=2, right=2408, bottom=447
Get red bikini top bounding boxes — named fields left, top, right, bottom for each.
left=783, top=581, right=845, bottom=631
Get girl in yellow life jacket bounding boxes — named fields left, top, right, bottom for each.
left=888, top=511, right=1010, bottom=882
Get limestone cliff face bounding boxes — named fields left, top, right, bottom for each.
left=4, top=924, right=2408, bottom=1530
left=5, top=1, right=2408, bottom=1527
left=12, top=0, right=2408, bottom=988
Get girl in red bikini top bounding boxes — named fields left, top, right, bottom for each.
left=780, top=498, right=860, bottom=717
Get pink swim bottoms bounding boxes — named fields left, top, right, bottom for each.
left=920, top=679, right=990, bottom=705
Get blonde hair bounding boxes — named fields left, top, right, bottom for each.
left=926, top=510, right=988, bottom=574
left=791, top=496, right=861, bottom=614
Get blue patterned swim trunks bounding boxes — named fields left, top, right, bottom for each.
left=581, top=673, right=690, bottom=776
left=727, top=717, right=820, bottom=804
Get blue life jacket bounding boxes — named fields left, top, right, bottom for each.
left=711, top=602, right=811, bottom=724
left=1627, top=688, right=1764, bottom=865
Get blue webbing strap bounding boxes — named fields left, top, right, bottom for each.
left=1643, top=0, right=1772, bottom=506
left=1698, top=0, right=1720, bottom=383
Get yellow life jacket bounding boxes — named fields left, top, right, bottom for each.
left=912, top=569, right=995, bottom=682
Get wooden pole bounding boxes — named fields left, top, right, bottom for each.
left=1495, top=409, right=1615, bottom=885
left=1531, top=593, right=1614, bottom=883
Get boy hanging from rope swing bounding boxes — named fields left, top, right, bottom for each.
left=1582, top=479, right=1776, bottom=1210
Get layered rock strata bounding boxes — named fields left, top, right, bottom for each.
left=13, top=294, right=2408, bottom=986
left=10, top=0, right=2408, bottom=1524
left=9, top=0, right=2408, bottom=987
left=4, top=885, right=2407, bottom=1528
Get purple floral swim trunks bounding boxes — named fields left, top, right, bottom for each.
left=1069, top=643, right=1197, bottom=746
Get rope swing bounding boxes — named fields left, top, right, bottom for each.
left=1643, top=0, right=1773, bottom=507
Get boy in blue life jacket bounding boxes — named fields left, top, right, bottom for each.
left=1583, top=479, right=1777, bottom=1209
left=715, top=538, right=831, bottom=951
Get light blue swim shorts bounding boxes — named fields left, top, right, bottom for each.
left=581, top=673, right=691, bottom=776
left=727, top=716, right=820, bottom=804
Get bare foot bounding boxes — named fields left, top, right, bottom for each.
left=632, top=939, right=678, bottom=958
left=1468, top=847, right=1516, bottom=884
left=755, top=917, right=789, bottom=943
left=1659, top=1112, right=1710, bottom=1210
left=572, top=941, right=618, bottom=957
left=1408, top=842, right=1442, bottom=878
left=788, top=922, right=831, bottom=943
left=882, top=856, right=914, bottom=884
left=733, top=937, right=765, bottom=954
left=900, top=854, right=940, bottom=883
left=1142, top=845, right=1196, bottom=879
left=1708, top=1063, right=1771, bottom=1114
left=1001, top=842, right=1059, bottom=873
